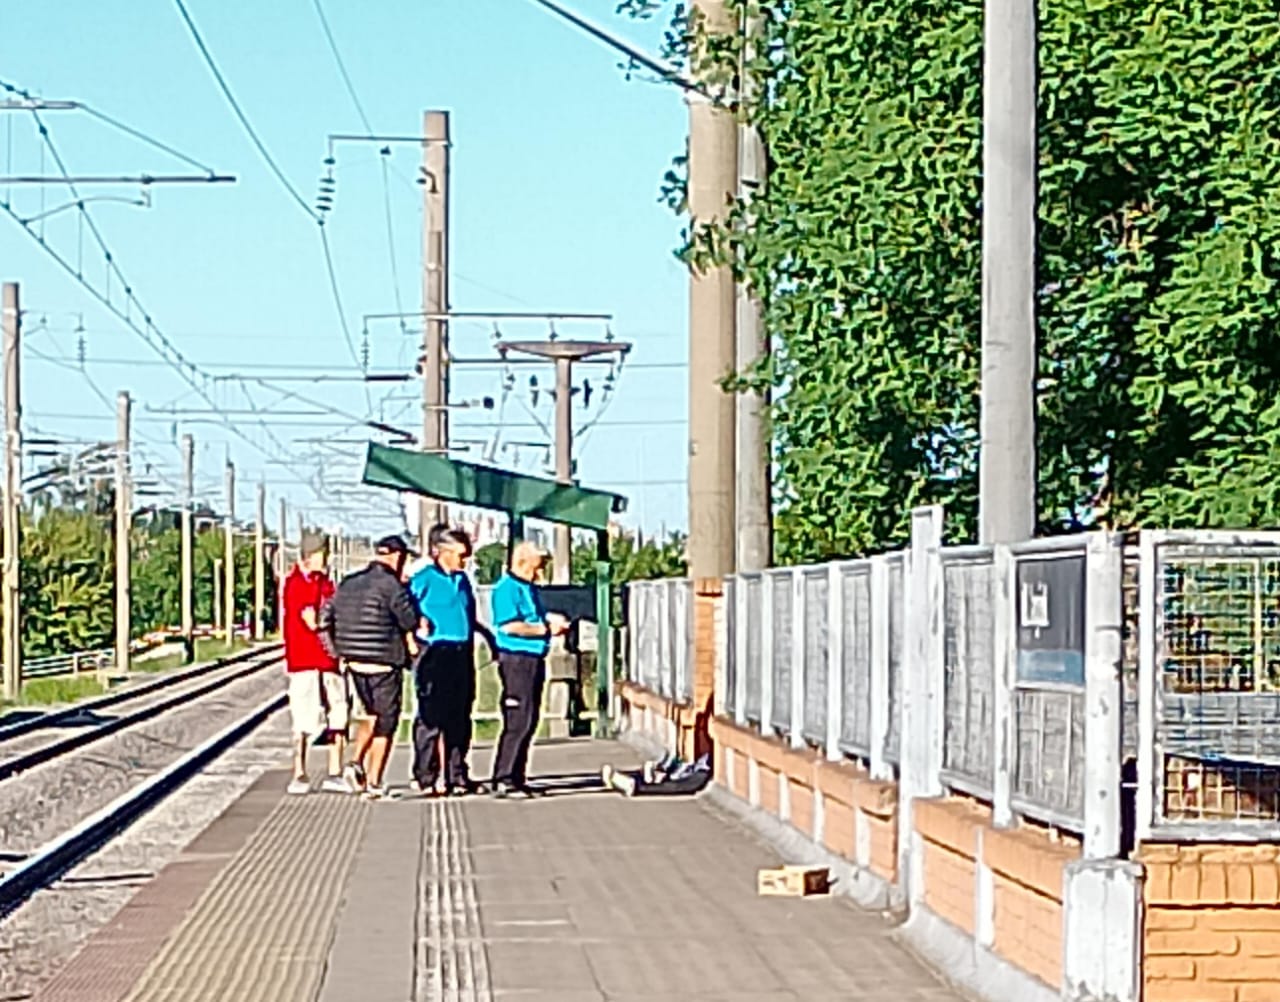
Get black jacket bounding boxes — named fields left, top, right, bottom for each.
left=321, top=562, right=419, bottom=668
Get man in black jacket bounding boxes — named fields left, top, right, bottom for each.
left=321, top=535, right=419, bottom=800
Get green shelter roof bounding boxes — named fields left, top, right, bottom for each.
left=361, top=443, right=627, bottom=532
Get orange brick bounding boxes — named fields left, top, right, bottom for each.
left=1145, top=979, right=1237, bottom=1002
left=1140, top=844, right=1182, bottom=864
left=1145, top=862, right=1174, bottom=903
left=1226, top=863, right=1255, bottom=903
left=1168, top=861, right=1202, bottom=905
left=1239, top=931, right=1280, bottom=959
left=1200, top=863, right=1229, bottom=904
left=822, top=801, right=855, bottom=860
left=789, top=782, right=815, bottom=837
left=1148, top=929, right=1240, bottom=957
left=1201, top=952, right=1278, bottom=983
left=758, top=767, right=780, bottom=816
left=1239, top=981, right=1280, bottom=1002
left=1145, top=956, right=1196, bottom=981
left=1205, top=908, right=1280, bottom=933
left=1251, top=862, right=1279, bottom=904
left=1146, top=907, right=1197, bottom=931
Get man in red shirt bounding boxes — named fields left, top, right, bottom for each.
left=282, top=532, right=349, bottom=794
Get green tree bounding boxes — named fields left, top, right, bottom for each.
left=623, top=0, right=1280, bottom=558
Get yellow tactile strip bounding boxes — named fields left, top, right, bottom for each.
left=122, top=794, right=368, bottom=1002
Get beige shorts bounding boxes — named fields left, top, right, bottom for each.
left=287, top=670, right=349, bottom=737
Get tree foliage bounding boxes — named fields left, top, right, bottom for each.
left=624, top=0, right=1280, bottom=560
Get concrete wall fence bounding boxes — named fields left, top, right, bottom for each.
left=618, top=509, right=1280, bottom=1002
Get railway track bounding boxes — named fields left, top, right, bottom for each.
left=0, top=690, right=285, bottom=919
left=0, top=644, right=284, bottom=783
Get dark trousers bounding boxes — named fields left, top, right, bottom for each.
left=412, top=642, right=473, bottom=788
left=491, top=651, right=546, bottom=787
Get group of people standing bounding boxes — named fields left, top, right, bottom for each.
left=281, top=525, right=568, bottom=801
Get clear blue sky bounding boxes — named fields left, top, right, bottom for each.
left=1, top=1, right=690, bottom=537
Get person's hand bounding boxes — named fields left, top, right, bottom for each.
left=547, top=613, right=569, bottom=637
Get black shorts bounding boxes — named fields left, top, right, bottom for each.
left=351, top=670, right=403, bottom=737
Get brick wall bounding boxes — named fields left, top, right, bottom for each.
left=1141, top=844, right=1280, bottom=1002
left=914, top=797, right=1079, bottom=992
left=711, top=717, right=899, bottom=885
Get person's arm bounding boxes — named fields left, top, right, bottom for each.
left=390, top=581, right=420, bottom=634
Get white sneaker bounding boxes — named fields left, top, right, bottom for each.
left=287, top=777, right=311, bottom=796
left=342, top=763, right=366, bottom=793
left=321, top=775, right=353, bottom=794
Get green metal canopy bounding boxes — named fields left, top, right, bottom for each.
left=361, top=443, right=627, bottom=532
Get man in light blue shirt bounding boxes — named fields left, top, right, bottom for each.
left=408, top=525, right=480, bottom=795
left=490, top=540, right=568, bottom=798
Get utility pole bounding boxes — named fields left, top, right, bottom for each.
left=223, top=461, right=235, bottom=647
left=687, top=0, right=739, bottom=581
left=497, top=337, right=632, bottom=584
left=979, top=0, right=1038, bottom=543
left=2, top=283, right=21, bottom=701
left=114, top=391, right=132, bottom=677
left=254, top=481, right=265, bottom=641
left=421, top=109, right=451, bottom=544
left=181, top=433, right=195, bottom=662
left=278, top=497, right=288, bottom=630
left=734, top=9, right=772, bottom=572
left=213, top=558, right=223, bottom=633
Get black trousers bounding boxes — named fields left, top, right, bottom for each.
left=412, top=642, right=473, bottom=788
left=491, top=652, right=546, bottom=787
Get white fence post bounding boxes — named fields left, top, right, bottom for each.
left=627, top=585, right=640, bottom=687
left=897, top=505, right=946, bottom=903
left=825, top=562, right=845, bottom=761
left=1084, top=531, right=1124, bottom=859
left=1136, top=531, right=1156, bottom=843
left=992, top=543, right=1016, bottom=827
left=869, top=555, right=891, bottom=781
left=734, top=577, right=748, bottom=727
left=760, top=571, right=775, bottom=734
left=790, top=567, right=806, bottom=750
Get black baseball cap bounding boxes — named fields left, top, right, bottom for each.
left=374, top=534, right=415, bottom=557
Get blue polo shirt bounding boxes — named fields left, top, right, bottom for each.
left=491, top=572, right=549, bottom=657
left=408, top=563, right=475, bottom=645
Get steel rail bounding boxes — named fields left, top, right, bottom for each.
left=0, top=691, right=285, bottom=918
left=0, top=648, right=283, bottom=782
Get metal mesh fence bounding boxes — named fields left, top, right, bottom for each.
left=839, top=563, right=874, bottom=755
left=885, top=556, right=905, bottom=764
left=941, top=553, right=997, bottom=795
left=1013, top=687, right=1085, bottom=823
left=771, top=571, right=794, bottom=734
left=801, top=568, right=830, bottom=745
left=744, top=574, right=763, bottom=722
left=723, top=577, right=737, bottom=718
left=1154, top=544, right=1280, bottom=828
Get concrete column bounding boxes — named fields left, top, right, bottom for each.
left=868, top=555, right=892, bottom=781
left=1083, top=531, right=1124, bottom=859
left=686, top=86, right=737, bottom=581
left=897, top=505, right=946, bottom=903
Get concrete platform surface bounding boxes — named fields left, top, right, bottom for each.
left=36, top=740, right=965, bottom=1002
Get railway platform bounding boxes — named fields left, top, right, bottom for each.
left=32, top=739, right=960, bottom=1002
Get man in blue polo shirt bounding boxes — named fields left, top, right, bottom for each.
left=408, top=525, right=480, bottom=795
left=490, top=540, right=568, bottom=798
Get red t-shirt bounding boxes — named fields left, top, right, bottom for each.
left=283, top=566, right=337, bottom=672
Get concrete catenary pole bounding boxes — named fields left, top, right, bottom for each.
left=181, top=433, right=195, bottom=663
left=278, top=496, right=288, bottom=628
left=421, top=109, right=451, bottom=544
left=553, top=356, right=573, bottom=583
left=114, top=391, right=132, bottom=676
left=2, top=283, right=21, bottom=700
left=223, top=461, right=235, bottom=646
left=978, top=0, right=1038, bottom=543
left=213, top=558, right=223, bottom=634
left=734, top=9, right=772, bottom=572
left=687, top=0, right=738, bottom=580
left=253, top=481, right=265, bottom=641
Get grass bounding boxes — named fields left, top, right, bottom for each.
left=2, top=674, right=108, bottom=709
left=135, top=636, right=251, bottom=674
